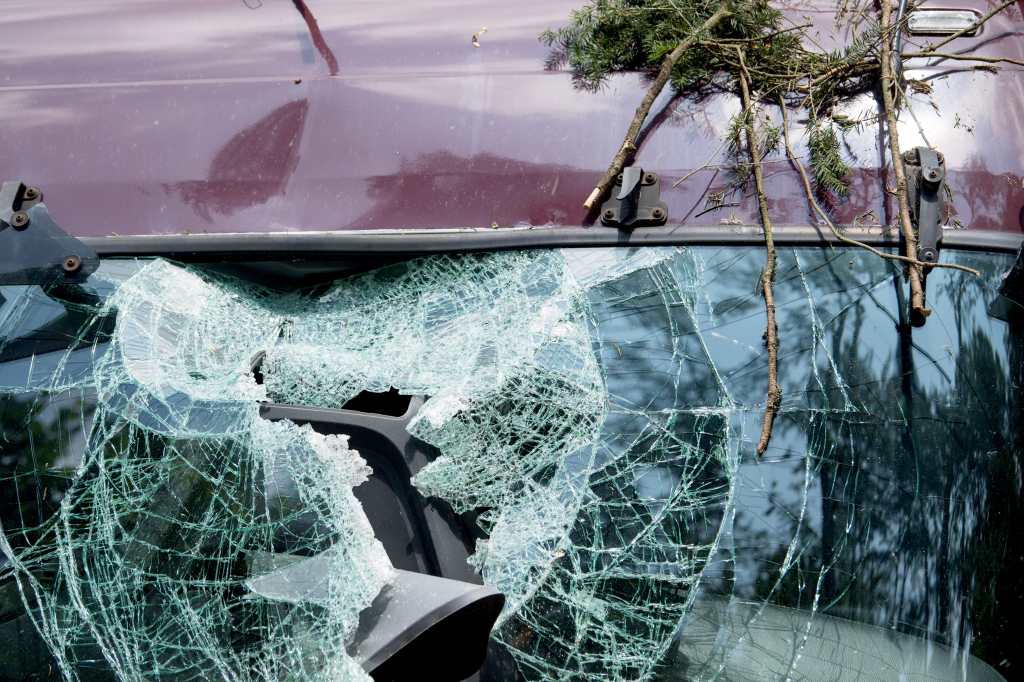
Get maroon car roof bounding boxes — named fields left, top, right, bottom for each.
left=1, top=0, right=1022, bottom=237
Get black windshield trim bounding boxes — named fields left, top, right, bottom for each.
left=82, top=227, right=1024, bottom=261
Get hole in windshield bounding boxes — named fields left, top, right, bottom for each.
left=1, top=248, right=1021, bottom=681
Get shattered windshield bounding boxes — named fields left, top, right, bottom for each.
left=1, top=246, right=1021, bottom=681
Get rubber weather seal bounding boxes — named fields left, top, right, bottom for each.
left=83, top=225, right=1024, bottom=261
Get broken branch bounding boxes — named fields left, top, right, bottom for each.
left=777, top=97, right=981, bottom=278
left=672, top=136, right=729, bottom=187
left=911, top=0, right=1017, bottom=55
left=736, top=49, right=781, bottom=457
left=583, top=5, right=732, bottom=210
left=699, top=22, right=812, bottom=44
left=880, top=0, right=929, bottom=324
left=902, top=51, right=1024, bottom=68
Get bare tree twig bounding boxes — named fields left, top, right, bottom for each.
left=736, top=48, right=781, bottom=457
left=880, top=0, right=930, bottom=324
left=693, top=201, right=740, bottom=218
left=673, top=136, right=729, bottom=187
left=807, top=57, right=879, bottom=90
left=798, top=0, right=1016, bottom=94
left=910, top=0, right=1016, bottom=55
left=777, top=97, right=981, bottom=277
left=902, top=51, right=1024, bottom=68
left=700, top=22, right=812, bottom=44
left=583, top=5, right=732, bottom=210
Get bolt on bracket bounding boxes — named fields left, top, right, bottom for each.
left=599, top=167, right=668, bottom=228
left=1, top=180, right=99, bottom=286
left=902, top=147, right=945, bottom=264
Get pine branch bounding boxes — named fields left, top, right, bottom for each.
left=550, top=0, right=998, bottom=329
left=736, top=48, right=780, bottom=458
left=583, top=5, right=732, bottom=210
left=807, top=121, right=850, bottom=196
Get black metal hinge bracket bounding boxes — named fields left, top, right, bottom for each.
left=0, top=181, right=99, bottom=286
left=902, top=147, right=945, bottom=264
left=599, top=167, right=668, bottom=228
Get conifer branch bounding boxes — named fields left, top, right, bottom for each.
left=583, top=5, right=732, bottom=210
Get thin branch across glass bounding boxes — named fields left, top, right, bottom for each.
left=1, top=246, right=1021, bottom=680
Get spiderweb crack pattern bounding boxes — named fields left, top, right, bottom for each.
left=1, top=246, right=1018, bottom=681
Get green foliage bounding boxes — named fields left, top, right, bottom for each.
left=804, top=21, right=884, bottom=108
left=726, top=110, right=751, bottom=184
left=808, top=122, right=851, bottom=196
left=541, top=0, right=803, bottom=91
left=728, top=109, right=781, bottom=187
left=541, top=0, right=873, bottom=194
left=761, top=120, right=782, bottom=160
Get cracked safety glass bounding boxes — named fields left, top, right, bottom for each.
left=1, top=246, right=1021, bottom=681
